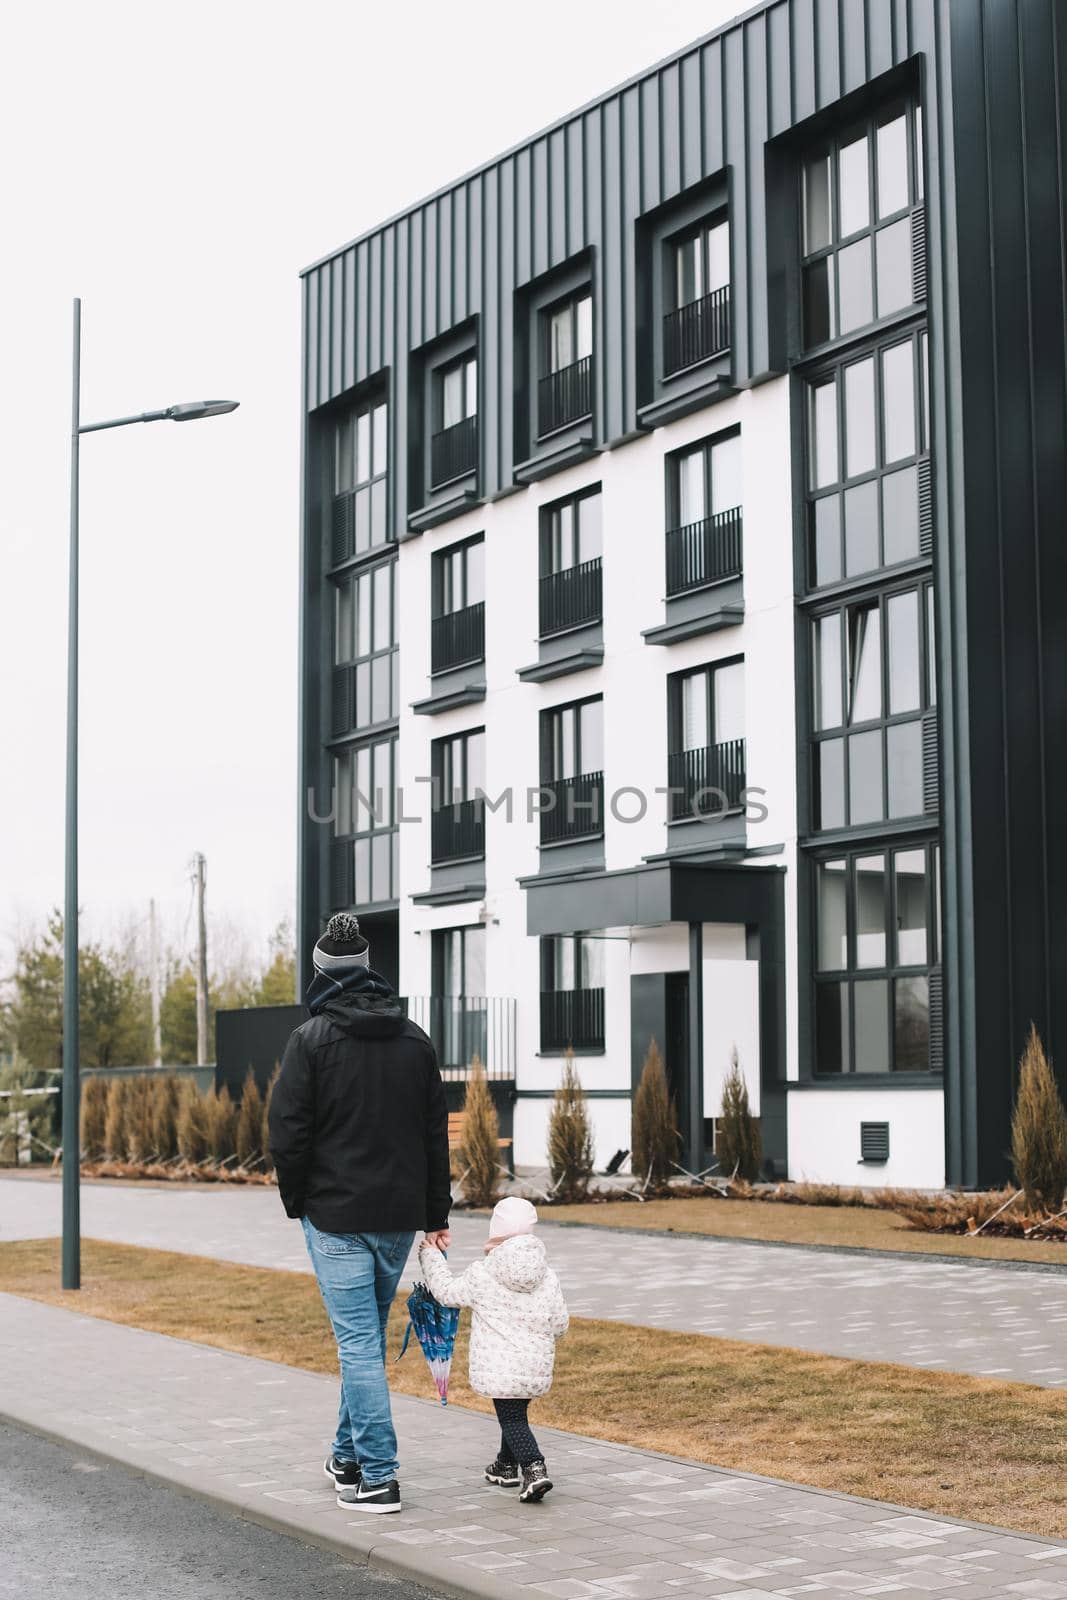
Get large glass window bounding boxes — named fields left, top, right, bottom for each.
left=814, top=842, right=939, bottom=1074
left=801, top=100, right=924, bottom=348
left=812, top=581, right=934, bottom=831
left=437, top=355, right=477, bottom=430
left=334, top=735, right=399, bottom=907
left=547, top=294, right=592, bottom=373
left=431, top=925, right=487, bottom=1069
left=334, top=397, right=388, bottom=556
left=806, top=330, right=929, bottom=588
left=671, top=430, right=742, bottom=529
left=541, top=486, right=602, bottom=575
left=435, top=536, right=484, bottom=616
left=667, top=659, right=745, bottom=819
left=540, top=934, right=605, bottom=1051
left=541, top=696, right=603, bottom=783
left=673, top=218, right=730, bottom=308
left=433, top=728, right=486, bottom=805
left=541, top=934, right=604, bottom=993
left=334, top=559, right=398, bottom=728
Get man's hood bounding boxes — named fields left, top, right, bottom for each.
left=306, top=964, right=408, bottom=1039
left=485, top=1233, right=548, bottom=1293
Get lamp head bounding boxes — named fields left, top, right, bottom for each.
left=166, top=400, right=240, bottom=422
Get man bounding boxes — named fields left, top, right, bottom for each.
left=269, top=913, right=451, bottom=1514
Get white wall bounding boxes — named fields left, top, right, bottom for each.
left=702, top=922, right=760, bottom=1118
left=786, top=1088, right=946, bottom=1189
left=396, top=375, right=808, bottom=1173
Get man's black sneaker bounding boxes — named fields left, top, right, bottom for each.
left=519, top=1460, right=553, bottom=1503
left=323, top=1454, right=361, bottom=1488
left=484, top=1456, right=521, bottom=1488
left=337, top=1477, right=401, bottom=1514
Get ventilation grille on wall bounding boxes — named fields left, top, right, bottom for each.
left=912, top=205, right=927, bottom=302
left=923, top=709, right=940, bottom=815
left=918, top=458, right=933, bottom=555
left=860, top=1121, right=890, bottom=1164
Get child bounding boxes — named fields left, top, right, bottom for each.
left=418, top=1196, right=568, bottom=1502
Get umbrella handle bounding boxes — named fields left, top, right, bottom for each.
left=394, top=1319, right=414, bottom=1364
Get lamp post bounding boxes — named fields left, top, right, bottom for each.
left=63, top=297, right=238, bottom=1290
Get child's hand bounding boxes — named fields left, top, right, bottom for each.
left=424, top=1229, right=451, bottom=1252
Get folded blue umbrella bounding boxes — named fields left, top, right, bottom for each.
left=394, top=1274, right=460, bottom=1405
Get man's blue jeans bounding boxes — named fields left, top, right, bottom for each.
left=301, top=1219, right=415, bottom=1486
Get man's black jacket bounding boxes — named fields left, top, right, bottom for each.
left=268, top=977, right=451, bottom=1234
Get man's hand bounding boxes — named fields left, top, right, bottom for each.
left=424, top=1229, right=451, bottom=1252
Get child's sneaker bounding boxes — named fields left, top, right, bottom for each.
left=484, top=1456, right=521, bottom=1487
left=519, top=1460, right=553, bottom=1502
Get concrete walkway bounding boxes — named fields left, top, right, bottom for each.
left=3, top=1291, right=1067, bottom=1600
left=3, top=1177, right=1067, bottom=1387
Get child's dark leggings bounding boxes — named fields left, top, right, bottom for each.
left=493, top=1398, right=542, bottom=1466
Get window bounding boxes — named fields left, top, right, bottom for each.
left=334, top=559, right=397, bottom=728
left=666, top=431, right=743, bottom=595
left=539, top=488, right=602, bottom=636
left=538, top=292, right=593, bottom=436
left=431, top=355, right=478, bottom=485
left=333, top=397, right=388, bottom=559
left=431, top=729, right=486, bottom=864
left=814, top=842, right=939, bottom=1074
left=334, top=734, right=399, bottom=907
left=664, top=217, right=731, bottom=375
left=431, top=925, right=487, bottom=1069
left=540, top=696, right=604, bottom=843
left=540, top=934, right=605, bottom=1051
left=812, top=581, right=935, bottom=830
left=667, top=659, right=745, bottom=819
left=801, top=100, right=924, bottom=349
left=806, top=329, right=929, bottom=588
left=431, top=536, right=485, bottom=673
left=672, top=219, right=730, bottom=309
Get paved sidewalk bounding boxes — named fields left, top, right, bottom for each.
left=3, top=1292, right=1067, bottom=1600
left=4, top=1177, right=1067, bottom=1387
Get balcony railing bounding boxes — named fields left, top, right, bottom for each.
left=540, top=987, right=605, bottom=1052
left=539, top=557, right=602, bottom=637
left=431, top=601, right=485, bottom=674
left=403, top=995, right=516, bottom=1080
left=665, top=507, right=743, bottom=597
left=667, top=738, right=747, bottom=821
left=663, top=285, right=731, bottom=377
left=539, top=771, right=604, bottom=845
left=431, top=414, right=478, bottom=487
left=431, top=796, right=485, bottom=863
left=537, top=354, right=592, bottom=438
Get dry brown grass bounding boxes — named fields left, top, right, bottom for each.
left=2, top=1237, right=1066, bottom=1538
left=545, top=1193, right=1067, bottom=1264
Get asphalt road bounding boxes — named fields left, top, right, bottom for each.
left=0, top=1419, right=440, bottom=1600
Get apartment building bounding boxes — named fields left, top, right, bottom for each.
left=298, top=0, right=1067, bottom=1189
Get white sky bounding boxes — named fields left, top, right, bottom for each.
left=0, top=0, right=745, bottom=972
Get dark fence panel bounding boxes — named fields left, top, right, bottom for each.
left=431, top=797, right=485, bottom=862
left=540, top=771, right=604, bottom=844
left=667, top=738, right=746, bottom=819
left=431, top=414, right=478, bottom=485
left=215, top=1005, right=307, bottom=1099
left=537, top=354, right=592, bottom=436
left=663, top=285, right=731, bottom=375
left=431, top=601, right=485, bottom=672
left=665, top=507, right=742, bottom=596
left=540, top=987, right=605, bottom=1051
left=539, top=556, right=602, bottom=636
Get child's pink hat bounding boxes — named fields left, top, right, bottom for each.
left=488, top=1196, right=538, bottom=1239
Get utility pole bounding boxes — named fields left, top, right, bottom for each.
left=149, top=898, right=162, bottom=1067
left=193, top=854, right=209, bottom=1065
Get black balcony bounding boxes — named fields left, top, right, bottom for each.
left=431, top=796, right=485, bottom=863
left=667, top=738, right=747, bottom=820
left=540, top=771, right=603, bottom=845
left=431, top=414, right=478, bottom=487
left=665, top=507, right=742, bottom=597
left=540, top=987, right=605, bottom=1052
left=402, top=995, right=516, bottom=1080
left=539, top=557, right=602, bottom=638
left=663, top=285, right=731, bottom=377
left=537, top=354, right=592, bottom=438
left=431, top=601, right=484, bottom=674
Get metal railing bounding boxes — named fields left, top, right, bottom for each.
left=665, top=506, right=743, bottom=597
left=431, top=601, right=484, bottom=673
left=431, top=414, right=478, bottom=486
left=537, top=354, right=592, bottom=437
left=667, top=738, right=747, bottom=820
left=430, top=796, right=485, bottom=863
left=540, top=987, right=605, bottom=1052
left=539, top=556, right=602, bottom=637
left=539, top=771, right=604, bottom=845
left=663, top=285, right=731, bottom=376
left=402, top=995, right=516, bottom=1080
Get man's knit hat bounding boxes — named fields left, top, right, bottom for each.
left=312, top=912, right=370, bottom=973
left=488, top=1195, right=538, bottom=1240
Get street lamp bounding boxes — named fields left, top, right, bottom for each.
left=63, top=297, right=238, bottom=1290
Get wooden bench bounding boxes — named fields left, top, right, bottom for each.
left=448, top=1111, right=514, bottom=1173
